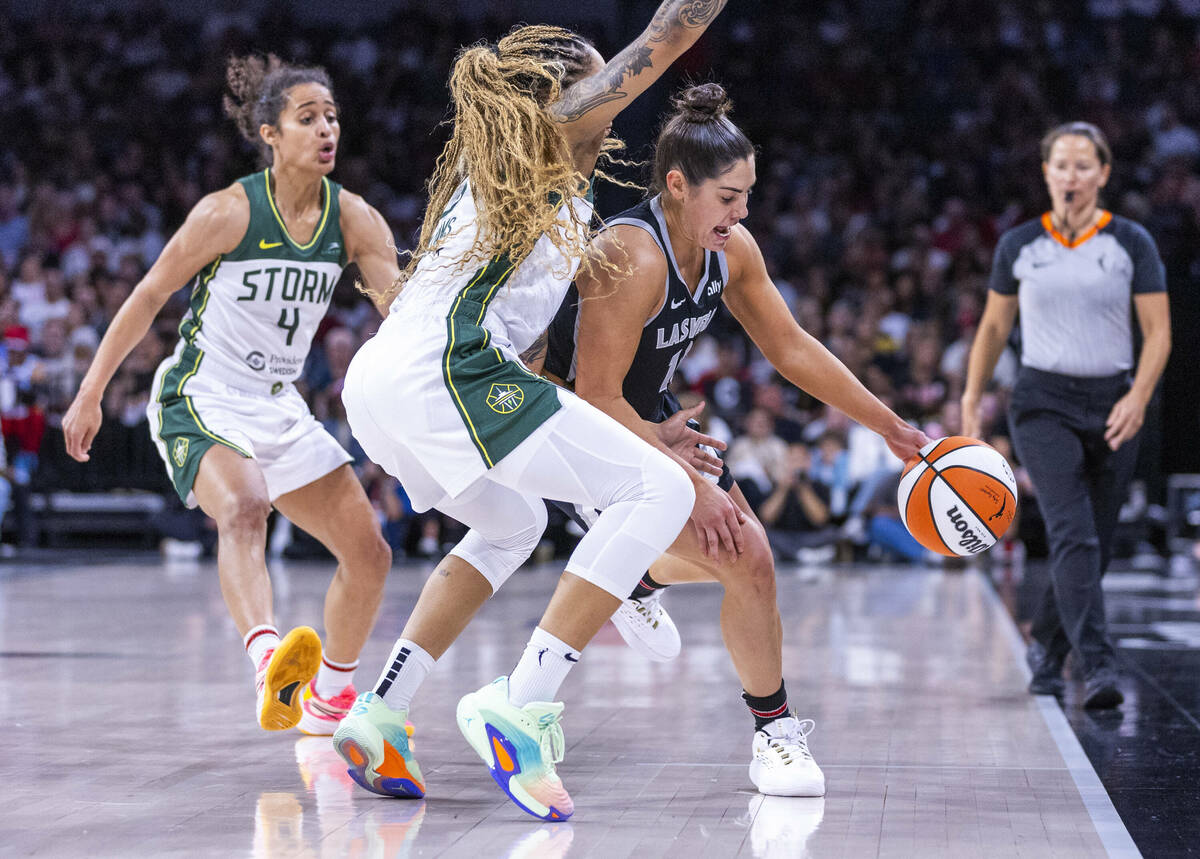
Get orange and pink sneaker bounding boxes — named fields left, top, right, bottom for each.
left=255, top=627, right=322, bottom=731
left=298, top=681, right=357, bottom=736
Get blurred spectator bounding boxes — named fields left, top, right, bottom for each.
left=757, top=442, right=839, bottom=564
left=725, top=407, right=788, bottom=508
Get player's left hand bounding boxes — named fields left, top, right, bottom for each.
left=1105, top=390, right=1147, bottom=450
left=656, top=400, right=726, bottom=477
left=884, top=422, right=931, bottom=466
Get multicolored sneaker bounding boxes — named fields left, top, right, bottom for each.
left=456, top=676, right=573, bottom=821
left=333, top=692, right=425, bottom=798
left=611, top=589, right=681, bottom=662
left=749, top=716, right=826, bottom=797
left=255, top=626, right=322, bottom=731
left=297, top=681, right=357, bottom=736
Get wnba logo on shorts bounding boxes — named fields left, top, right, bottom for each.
left=172, top=437, right=189, bottom=468
left=486, top=383, right=524, bottom=414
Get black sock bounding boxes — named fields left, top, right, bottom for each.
left=628, top=572, right=668, bottom=601
left=743, top=681, right=789, bottom=732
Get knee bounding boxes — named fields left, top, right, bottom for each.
left=333, top=521, right=393, bottom=584
left=727, top=531, right=776, bottom=600
left=216, top=492, right=272, bottom=539
left=503, top=502, right=548, bottom=561
left=645, top=453, right=694, bottom=524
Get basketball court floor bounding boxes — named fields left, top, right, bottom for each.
left=1, top=554, right=1149, bottom=857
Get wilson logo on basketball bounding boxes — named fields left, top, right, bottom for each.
left=945, top=505, right=988, bottom=554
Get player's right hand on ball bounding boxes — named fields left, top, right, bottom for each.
left=690, top=479, right=746, bottom=560
left=63, top=394, right=102, bottom=462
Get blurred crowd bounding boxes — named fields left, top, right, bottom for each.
left=2, top=0, right=1200, bottom=559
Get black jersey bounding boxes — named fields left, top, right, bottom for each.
left=545, top=195, right=728, bottom=422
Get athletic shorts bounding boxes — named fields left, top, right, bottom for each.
left=148, top=342, right=352, bottom=508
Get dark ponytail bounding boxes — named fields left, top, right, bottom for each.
left=652, top=83, right=755, bottom=193
left=223, top=54, right=334, bottom=165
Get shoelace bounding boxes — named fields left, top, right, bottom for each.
left=538, top=718, right=566, bottom=765
left=766, top=718, right=816, bottom=764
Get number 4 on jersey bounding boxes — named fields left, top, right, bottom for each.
left=277, top=308, right=300, bottom=346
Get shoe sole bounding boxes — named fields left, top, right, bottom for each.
left=749, top=763, right=826, bottom=797
left=259, top=627, right=322, bottom=731
left=1084, top=686, right=1124, bottom=709
left=334, top=719, right=424, bottom=798
left=456, top=694, right=572, bottom=822
left=610, top=608, right=680, bottom=663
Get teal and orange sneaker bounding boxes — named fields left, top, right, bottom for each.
left=255, top=626, right=322, bottom=731
left=456, top=676, right=573, bottom=821
left=333, top=692, right=425, bottom=798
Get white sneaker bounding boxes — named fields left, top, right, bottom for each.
left=749, top=716, right=825, bottom=796
left=610, top=589, right=680, bottom=662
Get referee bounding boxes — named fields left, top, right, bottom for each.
left=962, top=122, right=1171, bottom=709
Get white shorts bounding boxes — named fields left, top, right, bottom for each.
left=148, top=345, right=352, bottom=508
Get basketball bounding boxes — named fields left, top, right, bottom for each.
left=897, top=436, right=1018, bottom=557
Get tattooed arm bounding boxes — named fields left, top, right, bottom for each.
left=519, top=330, right=549, bottom=375
left=552, top=0, right=727, bottom=135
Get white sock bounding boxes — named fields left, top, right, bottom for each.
left=508, top=627, right=580, bottom=707
left=244, top=625, right=280, bottom=671
left=372, top=639, right=435, bottom=712
left=314, top=655, right=358, bottom=698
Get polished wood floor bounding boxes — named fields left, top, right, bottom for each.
left=0, top=554, right=1135, bottom=857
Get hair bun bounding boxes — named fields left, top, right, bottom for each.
left=673, top=83, right=731, bottom=122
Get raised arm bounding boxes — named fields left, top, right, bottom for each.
left=340, top=189, right=402, bottom=317
left=552, top=0, right=728, bottom=135
left=62, top=185, right=248, bottom=461
left=721, top=226, right=928, bottom=462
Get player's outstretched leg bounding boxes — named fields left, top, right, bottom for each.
left=333, top=693, right=425, bottom=798
left=456, top=676, right=573, bottom=821
left=748, top=714, right=826, bottom=797
left=256, top=626, right=322, bottom=731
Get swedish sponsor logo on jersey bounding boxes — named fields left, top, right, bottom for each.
left=172, top=437, right=190, bottom=468
left=486, top=383, right=524, bottom=414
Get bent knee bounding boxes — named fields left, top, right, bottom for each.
left=645, top=452, right=694, bottom=516
left=725, top=531, right=777, bottom=596
left=216, top=493, right=272, bottom=537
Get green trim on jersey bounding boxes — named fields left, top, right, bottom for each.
left=224, top=170, right=346, bottom=266
left=154, top=342, right=252, bottom=502
left=442, top=255, right=562, bottom=468
left=178, top=255, right=222, bottom=344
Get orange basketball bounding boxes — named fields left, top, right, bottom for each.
left=897, top=436, right=1018, bottom=557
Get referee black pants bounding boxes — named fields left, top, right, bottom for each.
left=1009, top=367, right=1139, bottom=675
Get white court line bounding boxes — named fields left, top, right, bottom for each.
left=973, top=569, right=1143, bottom=859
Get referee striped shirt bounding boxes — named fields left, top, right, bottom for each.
left=989, top=211, right=1166, bottom=377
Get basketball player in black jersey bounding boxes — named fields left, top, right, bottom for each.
left=540, top=84, right=929, bottom=796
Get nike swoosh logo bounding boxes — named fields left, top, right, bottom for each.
left=670, top=298, right=686, bottom=309
left=259, top=239, right=284, bottom=249
left=565, top=653, right=579, bottom=663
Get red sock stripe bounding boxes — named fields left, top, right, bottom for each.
left=641, top=577, right=660, bottom=591
left=321, top=656, right=358, bottom=672
left=749, top=702, right=789, bottom=719
left=243, top=627, right=279, bottom=651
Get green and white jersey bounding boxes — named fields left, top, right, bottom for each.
left=178, top=169, right=347, bottom=389
left=389, top=178, right=594, bottom=357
